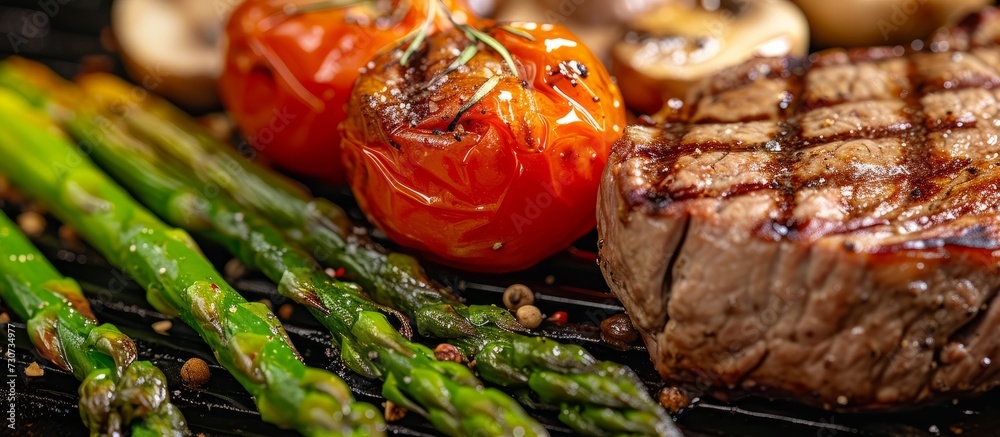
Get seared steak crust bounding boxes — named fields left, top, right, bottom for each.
left=599, top=9, right=1000, bottom=409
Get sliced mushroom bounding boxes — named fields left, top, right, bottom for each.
left=612, top=0, right=808, bottom=114
left=493, top=0, right=669, bottom=66
left=792, top=0, right=989, bottom=48
left=111, top=0, right=237, bottom=110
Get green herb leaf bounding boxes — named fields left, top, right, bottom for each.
left=448, top=75, right=500, bottom=131
left=458, top=24, right=519, bottom=77
left=435, top=1, right=520, bottom=78
left=500, top=25, right=535, bottom=41
left=446, top=42, right=479, bottom=71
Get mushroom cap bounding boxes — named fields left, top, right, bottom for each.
left=793, top=0, right=990, bottom=48
left=611, top=0, right=809, bottom=114
left=112, top=0, right=231, bottom=110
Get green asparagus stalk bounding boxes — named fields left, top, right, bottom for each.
left=0, top=84, right=384, bottom=437
left=22, top=65, right=547, bottom=437
left=70, top=70, right=682, bottom=437
left=0, top=211, right=189, bottom=437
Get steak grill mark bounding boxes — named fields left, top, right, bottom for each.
left=632, top=48, right=1000, bottom=247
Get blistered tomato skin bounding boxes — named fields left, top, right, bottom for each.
left=340, top=22, right=627, bottom=272
left=220, top=0, right=472, bottom=183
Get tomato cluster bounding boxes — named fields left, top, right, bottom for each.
left=222, top=0, right=626, bottom=271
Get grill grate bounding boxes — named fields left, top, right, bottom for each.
left=3, top=1, right=1000, bottom=436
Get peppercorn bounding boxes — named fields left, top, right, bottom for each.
left=601, top=314, right=639, bottom=347
left=433, top=343, right=465, bottom=363
left=151, top=320, right=172, bottom=335
left=58, top=225, right=78, bottom=243
left=515, top=305, right=543, bottom=329
left=25, top=362, right=44, bottom=377
left=503, top=284, right=534, bottom=310
left=658, top=386, right=690, bottom=413
left=181, top=357, right=211, bottom=388
left=384, top=400, right=407, bottom=422
left=224, top=258, right=247, bottom=281
left=17, top=211, right=45, bottom=238
left=278, top=303, right=294, bottom=320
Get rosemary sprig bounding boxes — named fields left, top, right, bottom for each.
left=456, top=23, right=519, bottom=76
left=431, top=1, right=520, bottom=77
left=499, top=25, right=535, bottom=42
left=400, top=0, right=439, bottom=66
left=396, top=1, right=532, bottom=130
left=447, top=74, right=500, bottom=131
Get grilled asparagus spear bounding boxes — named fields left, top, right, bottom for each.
left=0, top=211, right=189, bottom=437
left=0, top=86, right=384, bottom=437
left=17, top=62, right=547, bottom=437
left=67, top=70, right=681, bottom=436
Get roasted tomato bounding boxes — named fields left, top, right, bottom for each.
left=340, top=18, right=626, bottom=272
left=221, top=0, right=473, bottom=183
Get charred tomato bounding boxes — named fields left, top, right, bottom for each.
left=340, top=17, right=626, bottom=272
left=221, top=0, right=473, bottom=183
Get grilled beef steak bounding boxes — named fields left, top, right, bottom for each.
left=598, top=9, right=1000, bottom=409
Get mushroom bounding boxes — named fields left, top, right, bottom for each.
left=792, top=0, right=989, bottom=48
left=612, top=0, right=809, bottom=115
left=493, top=0, right=670, bottom=66
left=467, top=0, right=499, bottom=17
left=111, top=0, right=237, bottom=110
